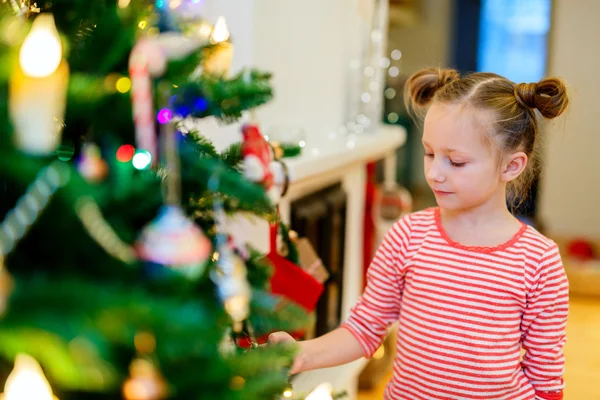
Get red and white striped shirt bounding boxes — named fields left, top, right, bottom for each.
left=342, top=208, right=568, bottom=400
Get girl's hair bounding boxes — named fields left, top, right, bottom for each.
left=404, top=67, right=569, bottom=205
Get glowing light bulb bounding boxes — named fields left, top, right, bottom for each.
left=4, top=354, right=55, bottom=400
left=19, top=14, right=62, bottom=78
left=116, top=145, right=136, bottom=162
left=305, top=383, right=333, bottom=400
left=211, top=16, right=230, bottom=43
left=116, top=77, right=132, bottom=93
left=132, top=150, right=152, bottom=170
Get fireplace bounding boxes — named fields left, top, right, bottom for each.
left=290, top=183, right=347, bottom=338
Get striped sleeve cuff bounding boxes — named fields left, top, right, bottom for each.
left=340, top=322, right=376, bottom=358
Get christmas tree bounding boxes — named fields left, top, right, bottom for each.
left=0, top=1, right=325, bottom=399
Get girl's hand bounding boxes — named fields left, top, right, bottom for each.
left=268, top=332, right=308, bottom=375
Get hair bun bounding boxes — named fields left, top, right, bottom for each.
left=404, top=67, right=460, bottom=107
left=514, top=77, right=569, bottom=119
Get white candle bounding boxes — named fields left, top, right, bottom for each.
left=203, top=16, right=233, bottom=76
left=9, top=14, right=69, bottom=155
left=3, top=354, right=56, bottom=400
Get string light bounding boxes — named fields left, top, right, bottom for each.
left=132, top=150, right=152, bottom=170
left=388, top=66, right=400, bottom=77
left=75, top=197, right=137, bottom=264
left=156, top=108, right=173, bottom=125
left=116, top=77, right=132, bottom=93
left=138, top=20, right=147, bottom=29
left=0, top=161, right=70, bottom=257
left=391, top=49, right=402, bottom=60
left=384, top=88, right=396, bottom=99
left=116, top=144, right=136, bottom=163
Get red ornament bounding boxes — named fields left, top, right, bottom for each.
left=241, top=124, right=274, bottom=189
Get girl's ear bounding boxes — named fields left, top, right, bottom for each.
left=501, top=151, right=527, bottom=183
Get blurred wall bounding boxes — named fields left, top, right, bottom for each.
left=387, top=0, right=454, bottom=188
left=539, top=0, right=600, bottom=237
left=193, top=0, right=374, bottom=149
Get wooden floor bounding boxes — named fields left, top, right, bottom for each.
left=357, top=295, right=600, bottom=399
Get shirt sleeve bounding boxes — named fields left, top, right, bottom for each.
left=341, top=214, right=410, bottom=358
left=521, top=242, right=569, bottom=395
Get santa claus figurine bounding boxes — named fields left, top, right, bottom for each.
left=241, top=123, right=289, bottom=204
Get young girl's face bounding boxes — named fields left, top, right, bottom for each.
left=422, top=102, right=504, bottom=212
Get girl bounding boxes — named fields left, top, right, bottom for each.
left=269, top=68, right=570, bottom=400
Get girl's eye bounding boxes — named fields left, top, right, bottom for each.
left=424, top=153, right=434, bottom=158
left=450, top=160, right=466, bottom=167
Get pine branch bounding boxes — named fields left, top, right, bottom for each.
left=220, top=142, right=243, bottom=169
left=171, top=69, right=273, bottom=122
left=184, top=129, right=219, bottom=158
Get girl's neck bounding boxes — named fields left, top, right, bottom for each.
left=440, top=203, right=514, bottom=228
left=437, top=191, right=524, bottom=249
left=441, top=189, right=514, bottom=227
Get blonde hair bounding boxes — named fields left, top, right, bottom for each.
left=404, top=67, right=569, bottom=205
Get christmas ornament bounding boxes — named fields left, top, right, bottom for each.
left=378, top=184, right=413, bottom=221
left=136, top=205, right=211, bottom=280
left=122, top=331, right=167, bottom=400
left=241, top=124, right=291, bottom=204
left=212, top=245, right=251, bottom=333
left=241, top=123, right=274, bottom=188
left=129, top=32, right=205, bottom=165
left=208, top=175, right=251, bottom=333
left=2, top=354, right=57, bottom=400
left=122, top=357, right=168, bottom=400
left=129, top=38, right=163, bottom=164
left=269, top=159, right=291, bottom=203
left=202, top=16, right=234, bottom=76
left=77, top=144, right=109, bottom=183
left=10, top=13, right=69, bottom=155
left=218, top=327, right=237, bottom=356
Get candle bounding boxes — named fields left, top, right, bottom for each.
left=2, top=354, right=57, bottom=400
left=202, top=16, right=233, bottom=76
left=9, top=13, right=69, bottom=155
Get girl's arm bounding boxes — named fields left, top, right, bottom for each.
left=521, top=243, right=569, bottom=399
left=269, top=328, right=364, bottom=374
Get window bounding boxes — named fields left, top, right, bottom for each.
left=478, top=0, right=552, bottom=82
